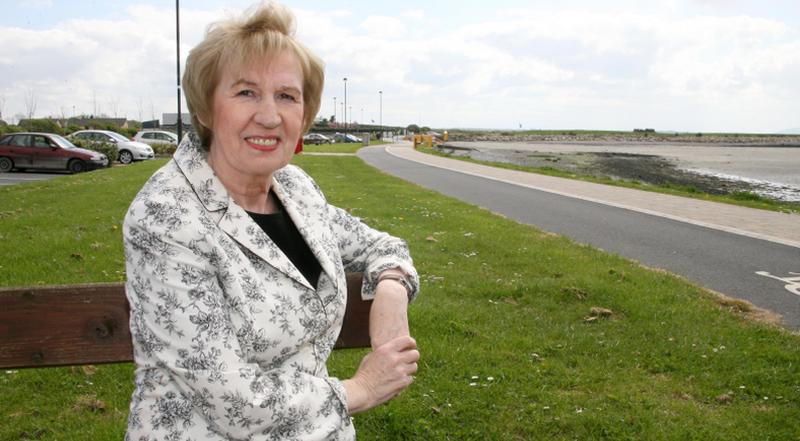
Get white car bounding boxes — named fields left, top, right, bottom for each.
left=69, top=130, right=154, bottom=164
left=134, top=130, right=179, bottom=146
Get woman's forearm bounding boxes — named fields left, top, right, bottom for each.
left=369, top=274, right=410, bottom=349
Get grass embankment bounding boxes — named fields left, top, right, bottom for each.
left=418, top=146, right=800, bottom=214
left=303, top=139, right=386, bottom=154
left=1, top=156, right=799, bottom=440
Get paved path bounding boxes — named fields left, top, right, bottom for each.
left=388, top=143, right=800, bottom=248
left=0, top=171, right=69, bottom=186
left=358, top=143, right=800, bottom=329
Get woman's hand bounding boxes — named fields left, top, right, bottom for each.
left=342, top=335, right=420, bottom=414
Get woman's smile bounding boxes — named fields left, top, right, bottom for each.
left=246, top=136, right=280, bottom=151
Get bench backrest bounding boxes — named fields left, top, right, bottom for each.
left=0, top=273, right=370, bottom=369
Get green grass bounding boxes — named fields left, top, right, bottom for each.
left=418, top=146, right=800, bottom=214
left=1, top=157, right=799, bottom=440
left=303, top=139, right=386, bottom=154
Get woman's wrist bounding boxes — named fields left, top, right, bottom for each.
left=376, top=271, right=412, bottom=300
left=342, top=378, right=369, bottom=414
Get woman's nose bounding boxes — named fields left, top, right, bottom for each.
left=253, top=97, right=281, bottom=128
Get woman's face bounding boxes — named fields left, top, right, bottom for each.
left=207, top=50, right=304, bottom=183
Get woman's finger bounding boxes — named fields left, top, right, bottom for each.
left=382, top=335, right=416, bottom=352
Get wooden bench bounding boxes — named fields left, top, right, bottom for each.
left=0, top=273, right=371, bottom=369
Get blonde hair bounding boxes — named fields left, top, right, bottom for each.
left=183, top=2, right=324, bottom=149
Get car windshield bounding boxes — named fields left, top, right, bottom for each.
left=106, top=132, right=129, bottom=142
left=50, top=134, right=79, bottom=149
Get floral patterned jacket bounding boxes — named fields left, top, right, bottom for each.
left=123, top=134, right=418, bottom=440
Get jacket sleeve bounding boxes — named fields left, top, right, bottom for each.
left=124, top=214, right=352, bottom=439
left=327, top=203, right=420, bottom=302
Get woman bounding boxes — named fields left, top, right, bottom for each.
left=123, top=3, right=419, bottom=439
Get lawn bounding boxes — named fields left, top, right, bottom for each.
left=0, top=155, right=798, bottom=440
left=303, top=139, right=387, bottom=154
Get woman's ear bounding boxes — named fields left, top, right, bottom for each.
left=196, top=112, right=210, bottom=129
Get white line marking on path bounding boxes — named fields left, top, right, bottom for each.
left=756, top=271, right=800, bottom=296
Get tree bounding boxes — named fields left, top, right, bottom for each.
left=406, top=124, right=420, bottom=133
left=25, top=89, right=37, bottom=119
left=108, top=96, right=119, bottom=118
left=136, top=97, right=144, bottom=122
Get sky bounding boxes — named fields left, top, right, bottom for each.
left=1, top=0, right=799, bottom=133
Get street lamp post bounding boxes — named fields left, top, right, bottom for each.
left=343, top=77, right=347, bottom=138
left=378, top=90, right=382, bottom=140
left=175, top=0, right=182, bottom=143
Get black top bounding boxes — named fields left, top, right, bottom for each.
left=246, top=196, right=322, bottom=289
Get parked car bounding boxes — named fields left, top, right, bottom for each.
left=69, top=130, right=154, bottom=164
left=332, top=132, right=362, bottom=143
left=0, top=132, right=108, bottom=173
left=133, top=130, right=179, bottom=146
left=302, top=133, right=333, bottom=145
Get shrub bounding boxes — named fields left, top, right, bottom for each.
left=65, top=125, right=82, bottom=135
left=20, top=118, right=63, bottom=134
left=71, top=138, right=118, bottom=165
left=150, top=143, right=177, bottom=156
left=0, top=125, right=22, bottom=136
left=119, top=127, right=138, bottom=139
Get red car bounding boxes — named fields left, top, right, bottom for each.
left=0, top=132, right=108, bottom=173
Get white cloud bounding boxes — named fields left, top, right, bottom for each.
left=1, top=3, right=798, bottom=132
left=359, top=16, right=407, bottom=37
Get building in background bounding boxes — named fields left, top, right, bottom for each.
left=161, top=113, right=192, bottom=132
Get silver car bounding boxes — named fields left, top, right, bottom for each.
left=70, top=130, right=154, bottom=164
left=302, top=133, right=333, bottom=145
left=133, top=130, right=179, bottom=146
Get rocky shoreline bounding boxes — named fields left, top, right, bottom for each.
left=435, top=144, right=800, bottom=204
left=447, top=132, right=800, bottom=147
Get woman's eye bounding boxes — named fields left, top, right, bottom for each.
left=237, top=89, right=255, bottom=97
left=279, top=92, right=299, bottom=102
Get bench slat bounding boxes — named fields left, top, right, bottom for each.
left=0, top=273, right=370, bottom=369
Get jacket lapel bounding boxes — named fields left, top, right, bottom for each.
left=173, top=134, right=314, bottom=291
left=272, top=172, right=340, bottom=292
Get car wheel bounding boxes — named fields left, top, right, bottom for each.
left=0, top=157, right=13, bottom=173
left=68, top=159, right=87, bottom=174
left=119, top=150, right=133, bottom=164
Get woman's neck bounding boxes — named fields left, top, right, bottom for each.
left=208, top=155, right=278, bottom=214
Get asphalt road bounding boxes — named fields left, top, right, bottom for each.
left=0, top=171, right=69, bottom=186
left=358, top=146, right=800, bottom=330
